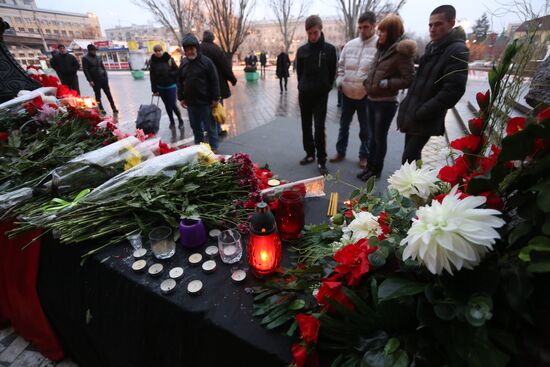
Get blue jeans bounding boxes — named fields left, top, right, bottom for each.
left=187, top=104, right=219, bottom=149
left=157, top=85, right=182, bottom=125
left=366, top=99, right=398, bottom=173
left=335, top=94, right=370, bottom=159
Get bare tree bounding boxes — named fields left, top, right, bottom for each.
left=205, top=0, right=255, bottom=57
left=269, top=0, right=309, bottom=53
left=134, top=0, right=205, bottom=45
left=336, top=0, right=406, bottom=41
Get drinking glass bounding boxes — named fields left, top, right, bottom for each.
left=217, top=229, right=243, bottom=264
left=127, top=233, right=143, bottom=250
left=149, top=226, right=176, bottom=259
left=276, top=190, right=305, bottom=240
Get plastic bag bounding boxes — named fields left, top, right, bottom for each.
left=212, top=103, right=226, bottom=125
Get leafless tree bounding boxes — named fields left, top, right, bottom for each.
left=205, top=0, right=255, bottom=57
left=491, top=0, right=549, bottom=22
left=134, top=0, right=205, bottom=45
left=269, top=0, right=309, bottom=53
left=336, top=0, right=406, bottom=41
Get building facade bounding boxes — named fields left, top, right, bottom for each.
left=0, top=0, right=101, bottom=66
left=105, top=24, right=176, bottom=44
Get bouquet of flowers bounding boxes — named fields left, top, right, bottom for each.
left=252, top=42, right=550, bottom=367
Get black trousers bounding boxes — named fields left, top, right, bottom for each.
left=59, top=74, right=80, bottom=95
left=92, top=79, right=116, bottom=111
left=299, top=92, right=328, bottom=163
left=401, top=134, right=431, bottom=164
left=279, top=77, right=288, bottom=91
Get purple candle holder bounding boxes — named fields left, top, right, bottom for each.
left=179, top=219, right=207, bottom=249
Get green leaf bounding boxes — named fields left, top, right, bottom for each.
left=368, top=251, right=386, bottom=267
left=378, top=278, right=427, bottom=302
left=286, top=320, right=298, bottom=336
left=384, top=338, right=400, bottom=355
left=350, top=189, right=360, bottom=199
left=385, top=349, right=409, bottom=367
left=366, top=176, right=375, bottom=193
left=288, top=299, right=305, bottom=310
left=527, top=260, right=550, bottom=273
left=508, top=221, right=532, bottom=245
left=518, top=236, right=550, bottom=262
left=266, top=312, right=294, bottom=329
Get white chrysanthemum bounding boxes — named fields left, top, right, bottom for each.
left=346, top=211, right=382, bottom=241
left=400, top=187, right=505, bottom=275
left=388, top=161, right=439, bottom=200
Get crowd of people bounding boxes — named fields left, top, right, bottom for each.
left=49, top=3, right=469, bottom=178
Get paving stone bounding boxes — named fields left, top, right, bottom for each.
left=0, top=336, right=29, bottom=364
left=0, top=328, right=14, bottom=344
left=10, top=351, right=45, bottom=367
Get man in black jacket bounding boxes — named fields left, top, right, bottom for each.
left=396, top=5, right=469, bottom=164
left=200, top=30, right=237, bottom=135
left=295, top=15, right=337, bottom=175
left=177, top=34, right=221, bottom=152
left=82, top=44, right=118, bottom=114
left=50, top=44, right=80, bottom=94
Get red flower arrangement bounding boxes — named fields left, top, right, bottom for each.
left=158, top=141, right=176, bottom=155
left=506, top=117, right=526, bottom=136
left=333, top=239, right=377, bottom=286
left=476, top=90, right=490, bottom=110
left=56, top=84, right=79, bottom=98
left=315, top=281, right=354, bottom=311
left=450, top=134, right=481, bottom=153
left=290, top=314, right=320, bottom=367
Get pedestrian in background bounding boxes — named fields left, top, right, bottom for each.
left=295, top=15, right=337, bottom=175
left=331, top=11, right=378, bottom=170
left=149, top=44, right=184, bottom=128
left=177, top=34, right=221, bottom=152
left=50, top=44, right=80, bottom=94
left=82, top=44, right=118, bottom=114
left=276, top=47, right=290, bottom=94
left=397, top=5, right=469, bottom=163
left=200, top=30, right=237, bottom=136
left=358, top=14, right=416, bottom=181
left=260, top=51, right=267, bottom=75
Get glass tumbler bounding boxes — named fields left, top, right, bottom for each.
left=217, top=229, right=243, bottom=264
left=149, top=226, right=176, bottom=259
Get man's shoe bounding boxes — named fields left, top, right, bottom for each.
left=359, top=169, right=380, bottom=182
left=318, top=163, right=328, bottom=175
left=359, top=158, right=368, bottom=169
left=299, top=156, right=315, bottom=165
left=329, top=153, right=345, bottom=163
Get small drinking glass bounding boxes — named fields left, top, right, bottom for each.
left=127, top=233, right=143, bottom=250
left=217, top=229, right=243, bottom=264
left=149, top=226, right=176, bottom=259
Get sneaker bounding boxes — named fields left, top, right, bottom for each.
left=329, top=153, right=345, bottom=163
left=359, top=158, right=368, bottom=169
left=299, top=156, right=315, bottom=165
left=318, top=163, right=328, bottom=175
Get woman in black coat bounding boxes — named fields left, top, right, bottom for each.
left=276, top=48, right=291, bottom=93
left=150, top=44, right=183, bottom=128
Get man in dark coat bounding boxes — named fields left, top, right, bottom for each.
left=177, top=34, right=221, bottom=151
left=82, top=44, right=118, bottom=114
left=396, top=5, right=469, bottom=164
left=50, top=44, right=80, bottom=94
left=276, top=47, right=290, bottom=93
left=295, top=15, right=337, bottom=175
left=259, top=51, right=267, bottom=75
left=200, top=30, right=237, bottom=135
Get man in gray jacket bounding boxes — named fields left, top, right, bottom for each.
left=330, top=11, right=378, bottom=169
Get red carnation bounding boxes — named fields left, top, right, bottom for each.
left=450, top=135, right=481, bottom=153
left=468, top=117, right=483, bottom=136
left=480, top=192, right=503, bottom=210
left=0, top=132, right=8, bottom=141
left=315, top=281, right=354, bottom=311
left=476, top=90, right=490, bottom=110
left=158, top=141, right=176, bottom=155
left=295, top=314, right=320, bottom=344
left=333, top=239, right=377, bottom=286
left=506, top=117, right=526, bottom=136
left=438, top=165, right=460, bottom=187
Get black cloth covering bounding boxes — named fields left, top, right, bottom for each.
left=37, top=198, right=328, bottom=367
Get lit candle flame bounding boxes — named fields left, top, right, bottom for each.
left=260, top=250, right=269, bottom=262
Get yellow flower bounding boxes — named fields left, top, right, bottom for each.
left=197, top=143, right=218, bottom=166
left=123, top=145, right=142, bottom=171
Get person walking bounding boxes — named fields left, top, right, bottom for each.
left=200, top=30, right=238, bottom=136
left=50, top=44, right=80, bottom=94
left=358, top=15, right=416, bottom=181
left=260, top=51, right=267, bottom=75
left=82, top=44, right=118, bottom=114
left=330, top=12, right=378, bottom=170
left=295, top=15, right=337, bottom=175
left=149, top=44, right=184, bottom=129
left=177, top=34, right=221, bottom=152
left=396, top=5, right=469, bottom=164
left=276, top=47, right=290, bottom=94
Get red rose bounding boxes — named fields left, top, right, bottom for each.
left=438, top=165, right=460, bottom=186
left=536, top=107, right=550, bottom=122
left=450, top=135, right=481, bottom=153
left=0, top=132, right=8, bottom=141
left=468, top=117, right=484, bottom=136
left=315, top=281, right=354, bottom=311
left=295, top=314, right=320, bottom=344
left=333, top=239, right=377, bottom=286
left=506, top=117, right=526, bottom=136
left=476, top=90, right=490, bottom=109
left=378, top=211, right=388, bottom=224
left=291, top=343, right=308, bottom=367
left=344, top=210, right=353, bottom=218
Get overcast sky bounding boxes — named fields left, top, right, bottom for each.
left=36, top=0, right=547, bottom=37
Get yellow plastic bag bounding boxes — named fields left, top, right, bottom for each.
left=212, top=103, right=226, bottom=125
